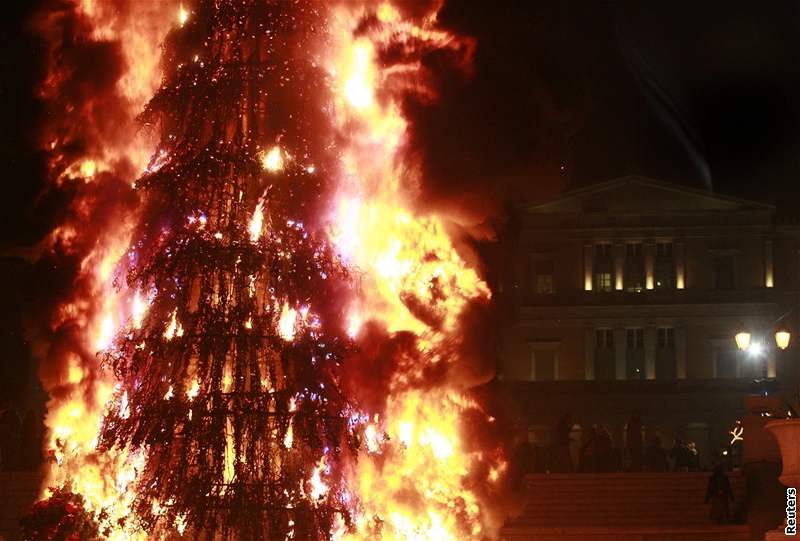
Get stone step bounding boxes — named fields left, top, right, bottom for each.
left=518, top=511, right=716, bottom=519
left=511, top=517, right=727, bottom=527
left=500, top=525, right=751, bottom=541
left=507, top=472, right=746, bottom=532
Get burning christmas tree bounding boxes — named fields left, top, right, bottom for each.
left=30, top=1, right=511, bottom=540
left=97, top=1, right=357, bottom=539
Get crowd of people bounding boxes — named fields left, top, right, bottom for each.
left=511, top=410, right=737, bottom=524
left=525, top=410, right=704, bottom=474
left=0, top=398, right=42, bottom=472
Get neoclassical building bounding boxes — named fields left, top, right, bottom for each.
left=501, top=175, right=800, bottom=463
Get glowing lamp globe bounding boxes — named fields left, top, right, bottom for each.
left=775, top=329, right=792, bottom=350
left=735, top=330, right=751, bottom=351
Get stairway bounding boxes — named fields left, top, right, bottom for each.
left=501, top=472, right=751, bottom=541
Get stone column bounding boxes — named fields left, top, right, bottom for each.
left=614, top=327, right=626, bottom=380
left=583, top=244, right=593, bottom=291
left=645, top=242, right=655, bottom=290
left=765, top=239, right=774, bottom=288
left=644, top=326, right=656, bottom=380
left=676, top=326, right=688, bottom=379
left=676, top=241, right=686, bottom=289
left=614, top=242, right=625, bottom=290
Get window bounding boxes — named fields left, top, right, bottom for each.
left=533, top=259, right=554, bottom=294
left=714, top=255, right=735, bottom=290
left=656, top=327, right=676, bottom=379
left=625, top=328, right=645, bottom=380
left=532, top=349, right=556, bottom=381
left=625, top=243, right=644, bottom=292
left=594, top=329, right=615, bottom=380
left=593, top=243, right=614, bottom=292
left=715, top=350, right=739, bottom=378
left=626, top=328, right=644, bottom=349
left=596, top=329, right=614, bottom=349
left=655, top=242, right=675, bottom=289
left=657, top=327, right=674, bottom=349
left=594, top=272, right=612, bottom=292
left=535, top=274, right=554, bottom=294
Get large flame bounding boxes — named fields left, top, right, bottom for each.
left=326, top=3, right=503, bottom=540
left=36, top=1, right=178, bottom=538
left=35, top=1, right=506, bottom=539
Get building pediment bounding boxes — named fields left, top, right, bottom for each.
left=525, top=175, right=773, bottom=215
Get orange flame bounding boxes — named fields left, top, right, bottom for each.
left=37, top=1, right=504, bottom=539
left=326, top=3, right=502, bottom=540
left=37, top=0, right=179, bottom=538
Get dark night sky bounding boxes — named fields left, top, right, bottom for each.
left=425, top=0, right=800, bottom=214
left=2, top=1, right=800, bottom=400
left=4, top=1, right=800, bottom=240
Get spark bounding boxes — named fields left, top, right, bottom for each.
left=261, top=146, right=284, bottom=172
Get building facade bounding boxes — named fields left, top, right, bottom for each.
left=501, top=175, right=800, bottom=465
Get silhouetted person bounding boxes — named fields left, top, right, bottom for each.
left=625, top=410, right=643, bottom=471
left=20, top=410, right=42, bottom=471
left=0, top=398, right=22, bottom=471
left=594, top=424, right=615, bottom=472
left=551, top=412, right=574, bottom=472
left=687, top=441, right=700, bottom=472
left=579, top=425, right=597, bottom=472
left=705, top=464, right=734, bottom=523
left=512, top=428, right=533, bottom=483
left=645, top=437, right=669, bottom=472
left=671, top=438, right=690, bottom=472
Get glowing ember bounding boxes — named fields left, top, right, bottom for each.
left=186, top=379, right=200, bottom=400
left=283, top=424, right=294, bottom=449
left=249, top=197, right=265, bottom=242
left=261, top=145, right=284, bottom=172
left=309, top=457, right=329, bottom=500
left=278, top=302, right=298, bottom=341
left=163, top=310, right=183, bottom=340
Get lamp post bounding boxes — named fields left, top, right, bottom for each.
left=734, top=315, right=800, bottom=404
left=735, top=325, right=769, bottom=380
left=736, top=311, right=800, bottom=491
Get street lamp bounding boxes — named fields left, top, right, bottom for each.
left=735, top=314, right=797, bottom=410
left=735, top=326, right=752, bottom=352
left=735, top=325, right=791, bottom=353
left=775, top=326, right=792, bottom=351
